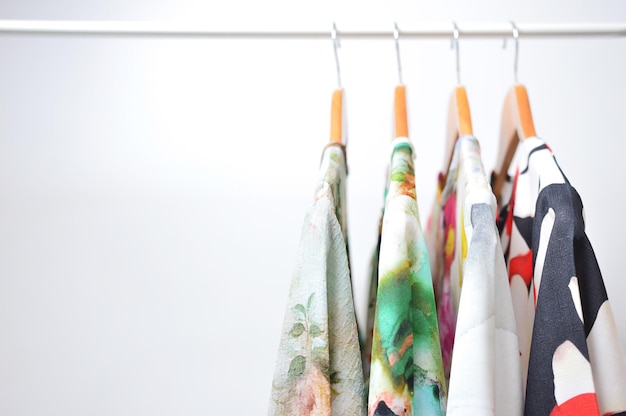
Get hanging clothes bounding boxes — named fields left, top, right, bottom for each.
left=360, top=214, right=381, bottom=391
left=495, top=137, right=626, bottom=416
left=367, top=138, right=447, bottom=416
left=424, top=170, right=457, bottom=384
left=426, top=136, right=523, bottom=415
left=268, top=143, right=365, bottom=415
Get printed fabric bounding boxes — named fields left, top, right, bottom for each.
left=269, top=144, right=365, bottom=416
left=367, top=137, right=446, bottom=416
left=360, top=216, right=381, bottom=393
left=424, top=172, right=458, bottom=384
left=426, top=136, right=523, bottom=415
left=495, top=137, right=626, bottom=416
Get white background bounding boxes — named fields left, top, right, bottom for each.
left=0, top=1, right=625, bottom=415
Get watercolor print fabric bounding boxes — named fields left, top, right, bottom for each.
left=432, top=136, right=522, bottom=415
left=424, top=172, right=458, bottom=383
left=495, top=137, right=626, bottom=415
left=367, top=138, right=446, bottom=416
left=447, top=202, right=523, bottom=416
left=425, top=135, right=491, bottom=383
left=269, top=144, right=365, bottom=416
left=360, top=217, right=381, bottom=393
left=427, top=136, right=523, bottom=415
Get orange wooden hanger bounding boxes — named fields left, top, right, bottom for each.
left=492, top=23, right=537, bottom=201
left=393, top=23, right=409, bottom=139
left=395, top=85, right=408, bottom=138
left=441, top=23, right=473, bottom=183
left=330, top=88, right=344, bottom=143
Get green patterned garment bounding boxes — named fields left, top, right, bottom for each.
left=367, top=138, right=447, bottom=415
left=269, top=144, right=365, bottom=415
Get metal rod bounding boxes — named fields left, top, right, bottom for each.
left=0, top=20, right=625, bottom=38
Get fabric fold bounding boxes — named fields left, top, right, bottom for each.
left=427, top=136, right=523, bottom=416
left=367, top=138, right=447, bottom=416
left=269, top=144, right=365, bottom=415
left=495, top=137, right=626, bottom=416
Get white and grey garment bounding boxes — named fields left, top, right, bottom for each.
left=428, top=135, right=523, bottom=415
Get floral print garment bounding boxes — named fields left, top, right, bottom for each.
left=367, top=138, right=446, bottom=416
left=495, top=137, right=626, bottom=416
left=360, top=217, right=381, bottom=393
left=425, top=174, right=458, bottom=384
left=269, top=144, right=365, bottom=416
left=430, top=136, right=522, bottom=415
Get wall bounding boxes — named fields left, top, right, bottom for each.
left=0, top=1, right=625, bottom=414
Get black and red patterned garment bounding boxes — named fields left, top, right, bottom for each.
left=494, top=137, right=626, bottom=416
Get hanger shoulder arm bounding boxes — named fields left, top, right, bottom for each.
left=442, top=86, right=473, bottom=176
left=492, top=84, right=537, bottom=200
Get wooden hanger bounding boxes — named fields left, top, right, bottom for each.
left=442, top=85, right=473, bottom=182
left=491, top=23, right=537, bottom=201
left=491, top=84, right=536, bottom=200
left=330, top=88, right=344, bottom=143
left=393, top=24, right=408, bottom=139
left=394, top=85, right=408, bottom=139
left=441, top=23, right=473, bottom=183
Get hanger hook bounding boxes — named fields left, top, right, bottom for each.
left=503, top=21, right=520, bottom=83
left=394, top=22, right=403, bottom=85
left=451, top=22, right=461, bottom=85
left=511, top=21, right=519, bottom=83
left=332, top=22, right=342, bottom=88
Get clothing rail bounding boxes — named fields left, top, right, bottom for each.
left=0, top=20, right=625, bottom=38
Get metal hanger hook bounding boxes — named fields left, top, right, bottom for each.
left=511, top=21, right=519, bottom=83
left=503, top=21, right=520, bottom=83
left=394, top=22, right=403, bottom=85
left=331, top=22, right=342, bottom=88
left=451, top=22, right=461, bottom=85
